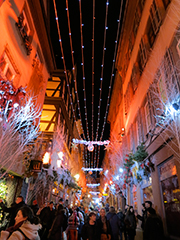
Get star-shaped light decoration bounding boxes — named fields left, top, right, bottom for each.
left=71, top=142, right=78, bottom=150
left=104, top=143, right=111, bottom=152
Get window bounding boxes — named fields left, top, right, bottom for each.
left=162, top=0, right=171, bottom=10
left=146, top=18, right=156, bottom=48
left=158, top=75, right=168, bottom=106
left=176, top=39, right=180, bottom=57
left=131, top=63, right=140, bottom=93
left=163, top=49, right=179, bottom=101
left=129, top=32, right=135, bottom=55
left=145, top=101, right=151, bottom=133
left=0, top=45, right=20, bottom=82
left=136, top=120, right=140, bottom=146
left=139, top=35, right=148, bottom=70
left=150, top=0, right=161, bottom=35
left=141, top=0, right=146, bottom=9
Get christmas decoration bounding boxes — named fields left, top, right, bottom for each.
left=0, top=78, right=26, bottom=121
left=0, top=96, right=41, bottom=178
left=86, top=183, right=100, bottom=187
left=82, top=167, right=103, bottom=172
left=72, top=139, right=110, bottom=152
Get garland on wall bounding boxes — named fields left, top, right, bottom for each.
left=123, top=143, right=154, bottom=188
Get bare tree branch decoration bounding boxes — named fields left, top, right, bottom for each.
left=0, top=97, right=41, bottom=178
left=149, top=48, right=180, bottom=160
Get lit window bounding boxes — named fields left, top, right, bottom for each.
left=0, top=46, right=20, bottom=82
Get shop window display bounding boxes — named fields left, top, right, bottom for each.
left=159, top=159, right=180, bottom=238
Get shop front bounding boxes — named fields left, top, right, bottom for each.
left=158, top=157, right=180, bottom=239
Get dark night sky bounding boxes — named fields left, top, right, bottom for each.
left=50, top=0, right=125, bottom=168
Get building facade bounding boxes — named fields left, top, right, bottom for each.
left=0, top=0, right=55, bottom=205
left=108, top=0, right=180, bottom=239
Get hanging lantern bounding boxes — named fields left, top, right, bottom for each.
left=89, top=171, right=93, bottom=175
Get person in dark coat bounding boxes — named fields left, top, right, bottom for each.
left=48, top=204, right=67, bottom=240
left=117, top=208, right=125, bottom=240
left=124, top=206, right=136, bottom=240
left=81, top=211, right=98, bottom=240
left=136, top=203, right=146, bottom=230
left=97, top=208, right=111, bottom=240
left=144, top=207, right=164, bottom=240
left=30, top=200, right=39, bottom=216
left=39, top=201, right=56, bottom=240
left=0, top=196, right=26, bottom=227
left=124, top=204, right=129, bottom=240
left=106, top=206, right=120, bottom=240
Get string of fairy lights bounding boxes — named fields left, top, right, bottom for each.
left=95, top=0, right=109, bottom=167
left=92, top=0, right=95, bottom=142
left=53, top=0, right=82, bottom=139
left=95, top=0, right=109, bottom=142
left=96, top=0, right=124, bottom=167
left=53, top=0, right=88, bottom=164
left=91, top=0, right=95, bottom=168
left=100, top=0, right=124, bottom=141
left=52, top=0, right=124, bottom=169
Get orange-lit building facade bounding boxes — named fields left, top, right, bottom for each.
left=0, top=0, right=84, bottom=205
left=107, top=0, right=180, bottom=238
left=0, top=0, right=56, bottom=203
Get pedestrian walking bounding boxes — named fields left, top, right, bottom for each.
left=39, top=201, right=55, bottom=240
left=0, top=206, right=41, bottom=240
left=97, top=208, right=111, bottom=240
left=117, top=208, right=125, bottom=240
left=106, top=206, right=120, bottom=240
left=48, top=204, right=67, bottom=240
left=81, top=211, right=98, bottom=240
left=124, top=206, right=136, bottom=240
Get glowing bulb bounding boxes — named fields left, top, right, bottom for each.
left=42, top=152, right=50, bottom=164
left=57, top=159, right=62, bottom=168
left=74, top=174, right=80, bottom=181
left=58, top=151, right=64, bottom=160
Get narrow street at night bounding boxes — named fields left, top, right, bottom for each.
left=0, top=0, right=180, bottom=239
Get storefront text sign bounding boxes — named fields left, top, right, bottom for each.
left=159, top=159, right=177, bottom=181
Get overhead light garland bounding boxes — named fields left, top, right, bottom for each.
left=73, top=138, right=110, bottom=152
left=87, top=183, right=100, bottom=187
left=100, top=0, right=124, bottom=141
left=82, top=167, right=103, bottom=172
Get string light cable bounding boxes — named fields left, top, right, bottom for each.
left=52, top=0, right=87, bottom=165
left=96, top=0, right=124, bottom=167
left=65, top=0, right=89, bottom=164
left=65, top=0, right=88, bottom=141
left=78, top=0, right=90, bottom=142
left=95, top=0, right=109, bottom=142
left=100, top=0, right=124, bottom=141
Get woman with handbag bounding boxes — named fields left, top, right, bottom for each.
left=97, top=208, right=112, bottom=240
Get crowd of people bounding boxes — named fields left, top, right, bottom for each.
left=0, top=196, right=165, bottom=240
